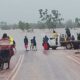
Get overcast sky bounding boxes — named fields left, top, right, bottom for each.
left=0, top=0, right=80, bottom=24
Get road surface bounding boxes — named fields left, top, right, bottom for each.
left=0, top=29, right=80, bottom=80
left=3, top=49, right=80, bottom=80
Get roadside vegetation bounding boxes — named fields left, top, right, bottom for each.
left=0, top=9, right=80, bottom=30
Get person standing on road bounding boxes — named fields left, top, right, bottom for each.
left=65, top=27, right=71, bottom=41
left=44, top=35, right=49, bottom=43
left=42, top=35, right=49, bottom=50
left=24, top=36, right=28, bottom=51
left=33, top=36, right=37, bottom=50
left=30, top=36, right=37, bottom=51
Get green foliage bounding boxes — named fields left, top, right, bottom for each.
left=77, top=33, right=80, bottom=40
left=18, top=21, right=30, bottom=30
left=75, top=18, right=80, bottom=27
left=65, top=20, right=74, bottom=28
left=0, top=21, right=10, bottom=30
left=39, top=9, right=63, bottom=29
left=24, top=23, right=30, bottom=30
left=18, top=21, right=24, bottom=30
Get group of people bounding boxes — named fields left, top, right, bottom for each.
left=42, top=30, right=58, bottom=50
left=0, top=28, right=77, bottom=70
left=24, top=36, right=37, bottom=51
left=60, top=28, right=75, bottom=42
left=60, top=34, right=75, bottom=42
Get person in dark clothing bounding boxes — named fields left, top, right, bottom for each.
left=11, top=40, right=16, bottom=52
left=13, top=40, right=16, bottom=47
left=44, top=35, right=49, bottom=43
left=33, top=36, right=36, bottom=46
left=30, top=36, right=37, bottom=50
left=24, top=36, right=28, bottom=50
left=32, top=36, right=37, bottom=50
left=65, top=28, right=71, bottom=41
left=42, top=35, right=49, bottom=50
left=65, top=28, right=71, bottom=37
left=71, top=35, right=75, bottom=40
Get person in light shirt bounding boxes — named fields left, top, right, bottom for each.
left=52, top=30, right=58, bottom=45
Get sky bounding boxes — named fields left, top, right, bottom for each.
left=0, top=0, right=80, bottom=24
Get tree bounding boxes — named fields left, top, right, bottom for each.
left=18, top=21, right=25, bottom=30
left=24, top=23, right=30, bottom=30
left=75, top=18, right=80, bottom=28
left=0, top=21, right=10, bottom=30
left=37, top=21, right=46, bottom=29
left=65, top=20, right=74, bottom=28
left=18, top=21, right=30, bottom=30
left=39, top=9, right=63, bottom=29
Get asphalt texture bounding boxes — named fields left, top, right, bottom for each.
left=8, top=49, right=80, bottom=80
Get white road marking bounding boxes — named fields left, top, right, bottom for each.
left=7, top=54, right=24, bottom=80
left=0, top=55, right=21, bottom=78
left=67, top=56, right=80, bottom=65
left=10, top=54, right=24, bottom=80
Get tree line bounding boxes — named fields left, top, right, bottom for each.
left=0, top=9, right=80, bottom=30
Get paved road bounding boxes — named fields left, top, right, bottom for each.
left=8, top=50, right=80, bottom=80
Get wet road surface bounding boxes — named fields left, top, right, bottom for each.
left=7, top=50, right=80, bottom=80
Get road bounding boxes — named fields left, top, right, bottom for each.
left=0, top=29, right=80, bottom=80
left=4, top=49, right=80, bottom=80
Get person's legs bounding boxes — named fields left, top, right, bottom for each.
left=30, top=43, right=34, bottom=50
left=34, top=45, right=37, bottom=51
left=5, top=50, right=10, bottom=69
left=0, top=50, right=10, bottom=70
left=25, top=44, right=28, bottom=50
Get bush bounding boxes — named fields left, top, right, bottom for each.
left=77, top=33, right=80, bottom=40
